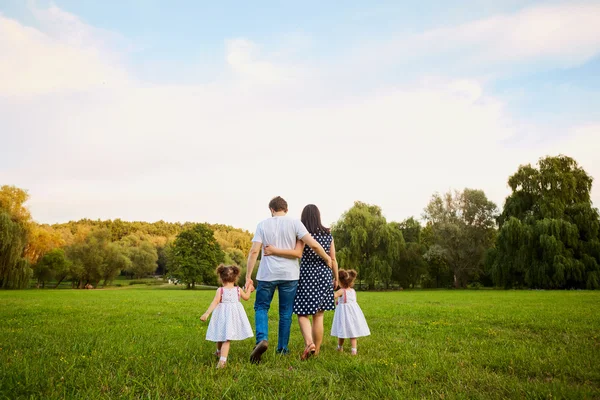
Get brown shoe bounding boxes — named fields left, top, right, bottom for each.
left=250, top=340, right=268, bottom=364
left=301, top=343, right=316, bottom=361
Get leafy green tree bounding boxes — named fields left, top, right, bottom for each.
left=66, top=229, right=130, bottom=288
left=333, top=202, right=404, bottom=289
left=119, top=235, right=158, bottom=278
left=33, top=248, right=71, bottom=288
left=391, top=218, right=428, bottom=288
left=0, top=185, right=32, bottom=226
left=168, top=224, right=225, bottom=288
left=397, top=217, right=422, bottom=244
left=0, top=210, right=31, bottom=289
left=156, top=245, right=169, bottom=275
left=492, top=155, right=600, bottom=289
left=423, top=244, right=453, bottom=288
left=423, top=189, right=498, bottom=288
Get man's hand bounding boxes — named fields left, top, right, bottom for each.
left=246, top=278, right=254, bottom=290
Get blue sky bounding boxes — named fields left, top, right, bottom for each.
left=1, top=1, right=599, bottom=230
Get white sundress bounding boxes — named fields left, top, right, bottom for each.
left=331, top=288, right=371, bottom=339
left=206, top=287, right=253, bottom=342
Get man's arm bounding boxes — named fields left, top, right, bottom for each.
left=245, top=241, right=262, bottom=288
left=301, top=234, right=332, bottom=267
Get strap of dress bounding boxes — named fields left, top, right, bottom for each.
left=237, top=286, right=241, bottom=301
left=343, top=289, right=347, bottom=304
left=219, top=287, right=223, bottom=303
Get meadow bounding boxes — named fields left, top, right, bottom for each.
left=1, top=287, right=599, bottom=399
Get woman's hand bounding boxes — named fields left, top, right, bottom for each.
left=263, top=245, right=277, bottom=256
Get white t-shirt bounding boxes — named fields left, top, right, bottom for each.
left=252, top=216, right=309, bottom=281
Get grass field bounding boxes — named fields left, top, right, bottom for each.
left=1, top=287, right=599, bottom=399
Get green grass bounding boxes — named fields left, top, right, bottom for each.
left=1, top=288, right=599, bottom=399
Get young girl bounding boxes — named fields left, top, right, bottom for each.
left=201, top=265, right=254, bottom=368
left=331, top=269, right=370, bottom=355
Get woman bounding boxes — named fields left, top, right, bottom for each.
left=264, top=204, right=338, bottom=359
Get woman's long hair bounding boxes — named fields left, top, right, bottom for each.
left=301, top=204, right=330, bottom=234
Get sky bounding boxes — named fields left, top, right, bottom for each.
left=1, top=0, right=599, bottom=232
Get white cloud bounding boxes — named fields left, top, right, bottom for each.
left=0, top=6, right=128, bottom=96
left=1, top=3, right=600, bottom=231
left=348, top=2, right=600, bottom=79
left=226, top=38, right=307, bottom=85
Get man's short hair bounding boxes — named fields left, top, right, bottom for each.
left=268, top=196, right=288, bottom=212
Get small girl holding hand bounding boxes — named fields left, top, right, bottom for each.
left=331, top=269, right=370, bottom=355
left=201, top=264, right=254, bottom=368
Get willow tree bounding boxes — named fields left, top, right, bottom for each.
left=0, top=186, right=32, bottom=289
left=492, top=155, right=600, bottom=289
left=423, top=189, right=498, bottom=288
left=66, top=229, right=130, bottom=288
left=332, top=202, right=404, bottom=289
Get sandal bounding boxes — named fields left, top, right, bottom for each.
left=301, top=343, right=316, bottom=361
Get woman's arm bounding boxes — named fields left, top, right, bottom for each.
left=263, top=240, right=304, bottom=259
left=200, top=289, right=221, bottom=321
left=239, top=286, right=253, bottom=301
left=330, top=239, right=339, bottom=288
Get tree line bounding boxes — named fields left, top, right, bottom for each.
left=1, top=155, right=599, bottom=290
left=333, top=155, right=600, bottom=289
left=0, top=191, right=252, bottom=289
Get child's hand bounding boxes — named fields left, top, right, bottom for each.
left=200, top=313, right=209, bottom=322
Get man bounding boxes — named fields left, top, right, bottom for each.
left=245, top=196, right=332, bottom=363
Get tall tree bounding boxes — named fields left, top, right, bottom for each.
left=0, top=211, right=31, bottom=289
left=66, top=229, right=130, bottom=288
left=492, top=155, right=600, bottom=289
left=332, top=202, right=404, bottom=289
left=0, top=186, right=33, bottom=289
left=423, top=189, right=498, bottom=288
left=24, top=224, right=64, bottom=265
left=168, top=224, right=225, bottom=289
left=0, top=186, right=32, bottom=226
left=391, top=218, right=428, bottom=288
left=33, top=248, right=71, bottom=288
left=119, top=234, right=159, bottom=278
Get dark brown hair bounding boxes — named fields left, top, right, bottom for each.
left=301, top=204, right=330, bottom=234
left=268, top=196, right=288, bottom=213
left=338, top=269, right=358, bottom=288
left=216, top=264, right=241, bottom=283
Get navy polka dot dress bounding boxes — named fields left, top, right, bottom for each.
left=293, top=231, right=335, bottom=315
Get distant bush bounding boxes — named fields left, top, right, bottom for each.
left=468, top=282, right=483, bottom=290
left=128, top=279, right=161, bottom=286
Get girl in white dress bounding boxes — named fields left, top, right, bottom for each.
left=331, top=269, right=370, bottom=355
left=200, top=265, right=254, bottom=368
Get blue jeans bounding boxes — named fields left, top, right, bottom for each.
left=254, top=280, right=298, bottom=353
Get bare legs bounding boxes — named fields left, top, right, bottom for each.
left=298, top=315, right=314, bottom=346
left=337, top=338, right=358, bottom=355
left=216, top=341, right=230, bottom=368
left=298, top=311, right=326, bottom=357
left=312, top=311, right=325, bottom=354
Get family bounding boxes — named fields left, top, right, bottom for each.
left=200, top=196, right=370, bottom=368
